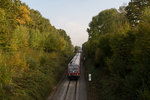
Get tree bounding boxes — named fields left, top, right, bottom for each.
left=16, top=5, right=30, bottom=25
left=126, top=0, right=150, bottom=26
left=141, top=7, right=150, bottom=23
left=74, top=46, right=80, bottom=53
left=87, top=8, right=130, bottom=39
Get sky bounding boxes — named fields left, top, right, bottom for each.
left=21, top=0, right=131, bottom=46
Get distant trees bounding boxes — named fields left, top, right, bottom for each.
left=74, top=46, right=81, bottom=53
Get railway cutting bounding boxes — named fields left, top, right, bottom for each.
left=47, top=52, right=87, bottom=100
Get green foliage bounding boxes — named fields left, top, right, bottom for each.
left=0, top=8, right=5, bottom=22
left=74, top=46, right=80, bottom=53
left=11, top=26, right=29, bottom=50
left=126, top=0, right=150, bottom=26
left=84, top=2, right=150, bottom=100
left=107, top=33, right=135, bottom=77
left=0, top=52, right=12, bottom=99
left=141, top=7, right=150, bottom=23
left=44, top=33, right=60, bottom=52
left=138, top=89, right=150, bottom=100
left=94, top=34, right=112, bottom=67
left=28, top=29, right=44, bottom=49
left=0, top=0, right=73, bottom=100
left=87, top=8, right=130, bottom=39
left=26, top=57, right=37, bottom=70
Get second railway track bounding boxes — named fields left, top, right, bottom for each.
left=65, top=80, right=78, bottom=100
left=49, top=78, right=79, bottom=100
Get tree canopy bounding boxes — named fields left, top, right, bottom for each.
left=83, top=1, right=150, bottom=99
left=0, top=0, right=74, bottom=99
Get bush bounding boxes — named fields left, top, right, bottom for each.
left=26, top=57, right=37, bottom=70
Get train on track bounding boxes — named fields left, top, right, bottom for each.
left=67, top=52, right=81, bottom=79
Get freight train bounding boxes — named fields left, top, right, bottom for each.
left=67, top=53, right=81, bottom=79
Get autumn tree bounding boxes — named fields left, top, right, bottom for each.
left=16, top=5, right=30, bottom=25
left=0, top=0, right=73, bottom=99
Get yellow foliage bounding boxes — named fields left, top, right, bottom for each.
left=16, top=6, right=31, bottom=25
left=0, top=8, right=5, bottom=20
left=10, top=35, right=19, bottom=51
left=8, top=53, right=29, bottom=72
left=49, top=52, right=58, bottom=59
left=23, top=28, right=29, bottom=47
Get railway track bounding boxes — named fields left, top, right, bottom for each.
left=47, top=61, right=87, bottom=100
left=65, top=80, right=78, bottom=100
left=48, top=77, right=79, bottom=100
